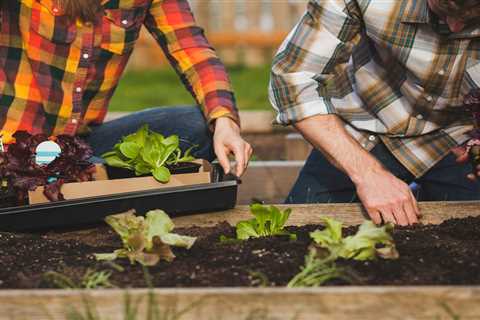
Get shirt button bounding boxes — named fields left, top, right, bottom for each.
left=121, top=19, right=128, bottom=25
left=83, top=53, right=89, bottom=59
left=368, top=135, right=376, bottom=142
left=416, top=114, right=424, bottom=120
left=75, top=87, right=82, bottom=93
left=425, top=95, right=433, bottom=102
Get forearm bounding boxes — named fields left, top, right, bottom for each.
left=144, top=0, right=239, bottom=126
left=294, top=114, right=385, bottom=184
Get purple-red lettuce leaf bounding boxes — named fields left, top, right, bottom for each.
left=1, top=131, right=95, bottom=204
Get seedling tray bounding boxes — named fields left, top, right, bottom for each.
left=0, top=164, right=237, bottom=231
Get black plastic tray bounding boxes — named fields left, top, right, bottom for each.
left=0, top=164, right=237, bottom=231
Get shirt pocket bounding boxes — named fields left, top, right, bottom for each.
left=100, top=6, right=147, bottom=55
left=22, top=0, right=77, bottom=44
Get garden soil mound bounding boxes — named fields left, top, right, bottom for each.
left=1, top=216, right=479, bottom=288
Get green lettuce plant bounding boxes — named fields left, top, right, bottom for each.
left=310, top=218, right=399, bottom=260
left=101, top=124, right=196, bottom=183
left=287, top=247, right=348, bottom=288
left=95, top=209, right=196, bottom=266
left=288, top=217, right=399, bottom=287
left=226, top=204, right=296, bottom=241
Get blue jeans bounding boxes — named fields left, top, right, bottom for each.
left=84, top=106, right=215, bottom=163
left=287, top=142, right=480, bottom=203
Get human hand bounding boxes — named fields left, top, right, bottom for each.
left=353, top=167, right=420, bottom=226
left=213, top=117, right=253, bottom=177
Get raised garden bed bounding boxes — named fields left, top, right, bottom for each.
left=1, top=202, right=480, bottom=319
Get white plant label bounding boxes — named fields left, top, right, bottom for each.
left=35, top=140, right=61, bottom=165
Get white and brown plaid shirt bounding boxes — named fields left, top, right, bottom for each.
left=269, top=0, right=479, bottom=177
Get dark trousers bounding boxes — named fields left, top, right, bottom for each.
left=84, top=106, right=215, bottom=163
left=286, top=142, right=480, bottom=203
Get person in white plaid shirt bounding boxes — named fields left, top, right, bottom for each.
left=269, top=0, right=480, bottom=226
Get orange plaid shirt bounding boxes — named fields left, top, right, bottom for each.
left=0, top=0, right=238, bottom=143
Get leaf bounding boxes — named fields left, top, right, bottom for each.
left=135, top=161, right=151, bottom=176
left=145, top=210, right=196, bottom=249
left=119, top=142, right=142, bottom=159
left=145, top=210, right=174, bottom=242
left=152, top=166, right=171, bottom=183
left=104, top=155, right=133, bottom=170
left=95, top=209, right=196, bottom=266
left=160, top=233, right=196, bottom=249
left=102, top=125, right=196, bottom=183
left=342, top=221, right=398, bottom=260
left=177, top=145, right=197, bottom=163
left=236, top=220, right=260, bottom=240
left=148, top=150, right=162, bottom=167
left=163, top=144, right=179, bottom=163
left=162, top=135, right=179, bottom=147
left=123, top=124, right=148, bottom=147
left=232, top=204, right=296, bottom=240
left=250, top=204, right=270, bottom=236
left=269, top=206, right=291, bottom=234
left=150, top=132, right=165, bottom=145
left=104, top=210, right=142, bottom=243
left=94, top=252, right=120, bottom=261
left=126, top=250, right=163, bottom=266
left=101, top=150, right=118, bottom=158
left=127, top=231, right=147, bottom=252
left=150, top=237, right=176, bottom=263
left=310, top=218, right=399, bottom=261
left=310, top=217, right=343, bottom=247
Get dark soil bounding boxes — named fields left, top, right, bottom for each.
left=0, top=216, right=479, bottom=289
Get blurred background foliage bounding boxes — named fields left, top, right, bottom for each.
left=109, top=0, right=306, bottom=112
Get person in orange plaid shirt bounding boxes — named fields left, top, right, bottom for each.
left=0, top=0, right=252, bottom=176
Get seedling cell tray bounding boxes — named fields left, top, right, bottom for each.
left=0, top=164, right=238, bottom=231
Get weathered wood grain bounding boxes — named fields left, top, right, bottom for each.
left=173, top=201, right=480, bottom=228
left=1, top=287, right=479, bottom=320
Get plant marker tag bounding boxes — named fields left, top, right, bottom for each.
left=0, top=134, right=4, bottom=153
left=35, top=141, right=61, bottom=165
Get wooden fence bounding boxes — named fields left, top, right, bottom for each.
left=128, top=0, right=307, bottom=69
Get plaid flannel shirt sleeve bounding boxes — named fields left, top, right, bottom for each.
left=269, top=0, right=363, bottom=125
left=143, top=0, right=239, bottom=127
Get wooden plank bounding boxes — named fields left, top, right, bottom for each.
left=285, top=133, right=312, bottom=161
left=173, top=201, right=480, bottom=228
left=1, top=287, right=479, bottom=320
left=105, top=111, right=284, bottom=134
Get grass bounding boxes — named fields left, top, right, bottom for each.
left=109, top=65, right=272, bottom=112
left=43, top=269, right=115, bottom=289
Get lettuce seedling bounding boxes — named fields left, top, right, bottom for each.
left=287, top=247, right=349, bottom=288
left=288, top=218, right=397, bottom=287
left=0, top=131, right=95, bottom=204
left=95, top=209, right=196, bottom=266
left=234, top=204, right=296, bottom=240
left=102, top=124, right=196, bottom=183
left=310, top=218, right=399, bottom=261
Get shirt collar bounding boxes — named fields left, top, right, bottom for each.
left=400, top=0, right=480, bottom=38
left=401, top=0, right=430, bottom=24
